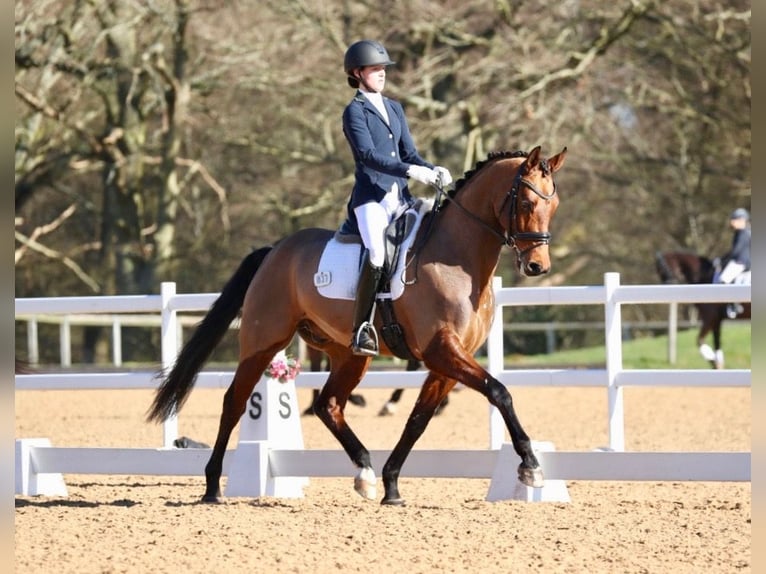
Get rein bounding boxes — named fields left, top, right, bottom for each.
left=441, top=162, right=557, bottom=256
left=403, top=159, right=557, bottom=284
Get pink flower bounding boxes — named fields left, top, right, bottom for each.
left=266, top=355, right=301, bottom=383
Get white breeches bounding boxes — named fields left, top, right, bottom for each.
left=354, top=183, right=405, bottom=267
left=717, top=261, right=747, bottom=284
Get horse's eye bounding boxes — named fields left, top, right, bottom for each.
left=521, top=200, right=534, bottom=214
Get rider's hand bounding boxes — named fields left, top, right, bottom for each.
left=407, top=164, right=440, bottom=186
left=434, top=166, right=453, bottom=186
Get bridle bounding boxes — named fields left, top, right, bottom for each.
left=439, top=160, right=558, bottom=257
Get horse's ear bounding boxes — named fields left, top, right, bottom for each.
left=547, top=146, right=567, bottom=173
left=527, top=145, right=542, bottom=168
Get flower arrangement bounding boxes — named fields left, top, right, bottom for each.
left=266, top=354, right=301, bottom=384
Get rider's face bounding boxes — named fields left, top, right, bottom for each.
left=358, top=65, right=386, bottom=92
left=730, top=217, right=747, bottom=230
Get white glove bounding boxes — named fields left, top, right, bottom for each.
left=407, top=164, right=440, bottom=186
left=434, top=166, right=453, bottom=186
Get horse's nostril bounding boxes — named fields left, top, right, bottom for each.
left=526, top=262, right=545, bottom=275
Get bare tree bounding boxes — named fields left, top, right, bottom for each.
left=16, top=0, right=750, bottom=360
left=15, top=0, right=229, bottom=297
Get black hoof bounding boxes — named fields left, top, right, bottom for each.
left=348, top=394, right=367, bottom=407
left=200, top=494, right=223, bottom=504
left=381, top=497, right=406, bottom=506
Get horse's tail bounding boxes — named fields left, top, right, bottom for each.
left=146, top=246, right=273, bottom=423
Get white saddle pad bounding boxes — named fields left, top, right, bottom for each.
left=314, top=200, right=433, bottom=301
left=734, top=271, right=751, bottom=285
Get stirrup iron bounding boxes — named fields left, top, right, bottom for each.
left=352, top=321, right=379, bottom=356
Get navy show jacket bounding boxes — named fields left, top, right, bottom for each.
left=341, top=91, right=433, bottom=235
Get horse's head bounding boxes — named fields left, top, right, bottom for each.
left=655, top=251, right=681, bottom=284
left=501, top=146, right=567, bottom=276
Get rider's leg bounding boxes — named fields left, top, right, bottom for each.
left=719, top=261, right=746, bottom=318
left=350, top=202, right=389, bottom=356
left=719, top=261, right=745, bottom=284
left=350, top=250, right=383, bottom=355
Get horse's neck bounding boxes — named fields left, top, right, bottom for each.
left=426, top=175, right=506, bottom=284
left=680, top=255, right=712, bottom=284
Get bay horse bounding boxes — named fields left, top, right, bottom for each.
left=148, top=146, right=567, bottom=505
left=654, top=250, right=750, bottom=369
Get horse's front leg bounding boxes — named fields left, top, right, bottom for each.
left=381, top=372, right=456, bottom=505
left=697, top=318, right=719, bottom=368
left=313, top=351, right=376, bottom=499
left=712, top=319, right=724, bottom=369
left=423, top=328, right=543, bottom=487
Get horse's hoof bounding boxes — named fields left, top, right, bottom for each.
left=381, top=497, right=406, bottom=506
left=200, top=494, right=224, bottom=504
left=378, top=402, right=396, bottom=416
left=353, top=467, right=377, bottom=500
left=518, top=465, right=544, bottom=488
left=348, top=394, right=367, bottom=407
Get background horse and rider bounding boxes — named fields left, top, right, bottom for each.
left=148, top=146, right=566, bottom=505
left=654, top=250, right=750, bottom=369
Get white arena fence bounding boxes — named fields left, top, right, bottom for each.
left=15, top=273, right=751, bottom=501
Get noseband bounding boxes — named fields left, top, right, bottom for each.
left=441, top=160, right=558, bottom=257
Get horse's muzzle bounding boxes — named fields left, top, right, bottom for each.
left=522, top=260, right=550, bottom=276
left=517, top=251, right=551, bottom=276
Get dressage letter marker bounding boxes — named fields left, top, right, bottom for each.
left=486, top=441, right=570, bottom=502
left=225, top=352, right=307, bottom=498
left=15, top=438, right=68, bottom=496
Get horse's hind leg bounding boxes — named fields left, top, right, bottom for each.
left=312, top=346, right=376, bottom=499
left=202, top=351, right=275, bottom=502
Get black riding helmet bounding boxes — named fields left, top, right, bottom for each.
left=344, top=40, right=395, bottom=88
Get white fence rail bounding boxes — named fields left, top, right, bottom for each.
left=16, top=313, right=703, bottom=366
left=15, top=273, right=751, bottom=499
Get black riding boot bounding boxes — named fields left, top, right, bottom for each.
left=350, top=254, right=383, bottom=356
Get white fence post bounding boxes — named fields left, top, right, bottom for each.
left=668, top=302, right=678, bottom=364
left=488, top=276, right=505, bottom=449
left=59, top=317, right=71, bottom=367
left=604, top=272, right=625, bottom=451
left=26, top=317, right=39, bottom=364
left=160, top=282, right=179, bottom=447
left=112, top=317, right=122, bottom=366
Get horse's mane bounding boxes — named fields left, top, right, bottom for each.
left=450, top=150, right=524, bottom=197
left=441, top=150, right=551, bottom=209
left=656, top=249, right=715, bottom=284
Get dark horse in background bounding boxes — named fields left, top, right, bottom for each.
left=148, top=146, right=566, bottom=505
left=655, top=250, right=750, bottom=369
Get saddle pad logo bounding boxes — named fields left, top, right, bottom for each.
left=313, top=270, right=332, bottom=288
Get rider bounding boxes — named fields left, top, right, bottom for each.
left=714, top=207, right=750, bottom=318
left=341, top=39, right=452, bottom=356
